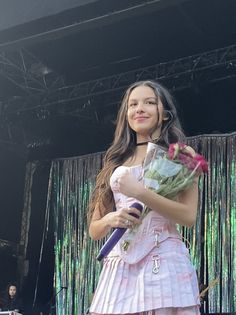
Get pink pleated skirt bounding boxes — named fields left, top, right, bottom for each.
left=90, top=306, right=200, bottom=315
left=90, top=239, right=200, bottom=315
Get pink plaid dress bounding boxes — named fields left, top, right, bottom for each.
left=90, top=165, right=200, bottom=315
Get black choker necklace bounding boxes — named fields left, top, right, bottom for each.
left=136, top=141, right=149, bottom=146
left=136, top=138, right=160, bottom=146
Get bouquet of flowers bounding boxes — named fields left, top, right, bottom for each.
left=142, top=142, right=208, bottom=202
left=121, top=142, right=208, bottom=251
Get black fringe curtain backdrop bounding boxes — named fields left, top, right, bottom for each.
left=32, top=133, right=235, bottom=315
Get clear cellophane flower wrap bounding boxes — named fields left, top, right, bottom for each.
left=141, top=142, right=208, bottom=217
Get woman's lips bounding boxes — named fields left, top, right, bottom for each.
left=134, top=116, right=148, bottom=122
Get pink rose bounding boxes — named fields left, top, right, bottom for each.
left=168, top=143, right=180, bottom=159
left=194, top=154, right=208, bottom=173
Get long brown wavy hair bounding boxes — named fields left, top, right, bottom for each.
left=88, top=80, right=185, bottom=222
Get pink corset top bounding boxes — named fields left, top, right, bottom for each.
left=109, top=165, right=181, bottom=264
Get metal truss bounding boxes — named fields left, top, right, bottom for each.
left=0, top=48, right=64, bottom=144
left=0, top=48, right=64, bottom=95
left=3, top=44, right=236, bottom=120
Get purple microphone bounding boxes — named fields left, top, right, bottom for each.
left=96, top=202, right=143, bottom=261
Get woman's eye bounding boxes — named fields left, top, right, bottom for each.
left=129, top=103, right=136, bottom=107
left=146, top=100, right=157, bottom=105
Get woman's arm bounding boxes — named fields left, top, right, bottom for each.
left=88, top=207, right=113, bottom=240
left=138, top=180, right=198, bottom=227
left=89, top=204, right=142, bottom=240
left=118, top=172, right=199, bottom=228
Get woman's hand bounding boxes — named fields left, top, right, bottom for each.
left=104, top=206, right=142, bottom=229
left=89, top=206, right=142, bottom=240
left=117, top=170, right=144, bottom=199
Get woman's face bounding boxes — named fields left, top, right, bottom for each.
left=127, top=85, right=164, bottom=141
left=9, top=286, right=17, bottom=298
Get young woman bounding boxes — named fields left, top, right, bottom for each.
left=88, top=80, right=200, bottom=315
left=2, top=283, right=23, bottom=313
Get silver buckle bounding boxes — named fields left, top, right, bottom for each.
left=152, top=254, right=160, bottom=274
